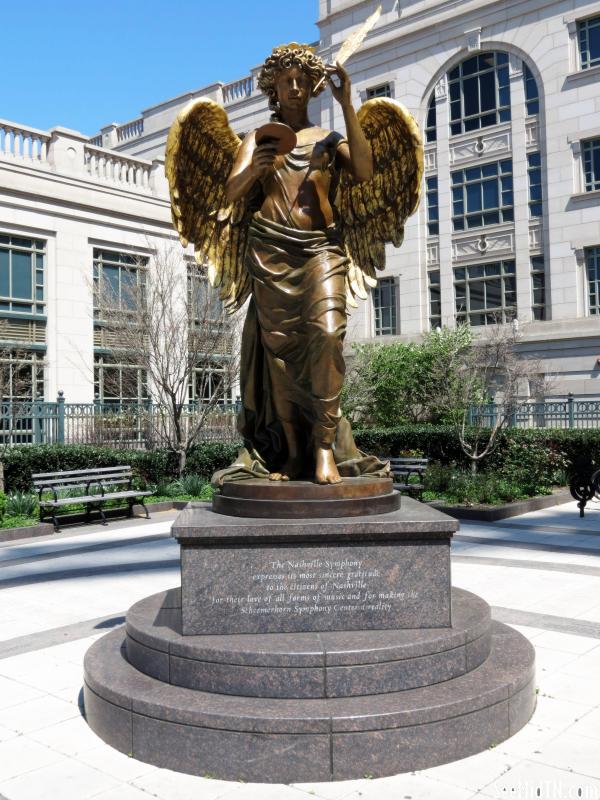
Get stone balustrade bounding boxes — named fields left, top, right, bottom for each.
left=84, top=143, right=152, bottom=190
left=117, top=118, right=144, bottom=142
left=0, top=120, right=167, bottom=198
left=222, top=75, right=253, bottom=104
left=0, top=119, right=51, bottom=165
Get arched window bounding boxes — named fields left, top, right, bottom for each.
left=448, top=52, right=510, bottom=136
left=425, top=93, right=436, bottom=142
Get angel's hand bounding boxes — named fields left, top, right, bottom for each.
left=327, top=62, right=352, bottom=108
left=251, top=142, right=277, bottom=177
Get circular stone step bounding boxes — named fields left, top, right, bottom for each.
left=84, top=616, right=536, bottom=783
left=214, top=477, right=400, bottom=519
left=125, top=587, right=491, bottom=698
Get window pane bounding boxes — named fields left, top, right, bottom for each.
left=11, top=251, right=32, bottom=299
left=482, top=180, right=499, bottom=208
left=104, top=265, right=120, bottom=299
left=463, top=76, right=479, bottom=116
left=479, top=71, right=495, bottom=112
left=466, top=182, right=482, bottom=212
left=0, top=250, right=9, bottom=296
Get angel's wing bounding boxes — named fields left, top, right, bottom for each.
left=164, top=98, right=252, bottom=312
left=338, top=97, right=424, bottom=306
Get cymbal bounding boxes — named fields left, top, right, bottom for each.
left=255, top=122, right=297, bottom=155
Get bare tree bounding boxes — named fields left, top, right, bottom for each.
left=94, top=242, right=241, bottom=475
left=455, top=321, right=546, bottom=474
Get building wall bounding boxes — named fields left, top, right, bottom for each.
left=2, top=0, right=599, bottom=401
left=0, top=123, right=173, bottom=402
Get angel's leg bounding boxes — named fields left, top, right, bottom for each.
left=268, top=365, right=303, bottom=481
left=306, top=292, right=346, bottom=485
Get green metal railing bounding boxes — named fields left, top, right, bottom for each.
left=468, top=394, right=600, bottom=429
left=0, top=392, right=241, bottom=448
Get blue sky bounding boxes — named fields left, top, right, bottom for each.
left=2, top=0, right=317, bottom=136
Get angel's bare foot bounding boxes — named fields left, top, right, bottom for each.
left=315, top=446, right=342, bottom=485
left=269, top=472, right=290, bottom=482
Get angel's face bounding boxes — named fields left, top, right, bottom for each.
left=274, top=66, right=312, bottom=111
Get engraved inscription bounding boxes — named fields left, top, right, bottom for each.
left=209, top=557, right=418, bottom=618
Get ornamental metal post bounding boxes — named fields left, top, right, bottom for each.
left=567, top=393, right=574, bottom=428
left=34, top=394, right=44, bottom=444
left=57, top=390, right=65, bottom=444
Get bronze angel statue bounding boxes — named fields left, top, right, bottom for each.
left=165, top=43, right=423, bottom=486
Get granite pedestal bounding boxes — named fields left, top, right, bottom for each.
left=83, top=493, right=536, bottom=782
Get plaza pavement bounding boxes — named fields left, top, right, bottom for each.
left=1, top=501, right=600, bottom=800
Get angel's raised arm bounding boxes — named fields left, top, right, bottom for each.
left=225, top=132, right=277, bottom=204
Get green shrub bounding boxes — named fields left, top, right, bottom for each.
left=1, top=442, right=241, bottom=493
left=5, top=492, right=38, bottom=517
left=0, top=492, right=6, bottom=520
left=355, top=425, right=600, bottom=485
left=170, top=474, right=209, bottom=497
left=423, top=464, right=528, bottom=506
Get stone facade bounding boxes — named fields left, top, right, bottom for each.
left=1, top=0, right=599, bottom=401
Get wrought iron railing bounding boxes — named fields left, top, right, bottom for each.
left=0, top=393, right=241, bottom=448
left=468, top=394, right=600, bottom=429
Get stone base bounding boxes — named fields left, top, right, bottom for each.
left=173, top=499, right=456, bottom=635
left=84, top=588, right=536, bottom=782
left=213, top=477, right=401, bottom=518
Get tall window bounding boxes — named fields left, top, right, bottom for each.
left=366, top=83, right=392, bottom=99
left=425, top=93, right=437, bottom=142
left=93, top=249, right=147, bottom=318
left=94, top=354, right=148, bottom=405
left=451, top=160, right=513, bottom=230
left=0, top=352, right=44, bottom=403
left=0, top=235, right=45, bottom=315
left=586, top=246, right=600, bottom=315
left=189, top=362, right=234, bottom=405
left=428, top=270, right=441, bottom=329
left=582, top=139, right=600, bottom=192
left=578, top=15, right=600, bottom=70
left=426, top=176, right=439, bottom=236
left=373, top=278, right=398, bottom=336
left=188, top=264, right=223, bottom=324
left=523, top=65, right=539, bottom=115
left=531, top=256, right=546, bottom=320
left=527, top=153, right=542, bottom=217
left=448, top=52, right=510, bottom=136
left=454, top=260, right=516, bottom=326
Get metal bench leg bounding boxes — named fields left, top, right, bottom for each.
left=98, top=503, right=107, bottom=525
left=139, top=498, right=150, bottom=520
left=578, top=500, right=586, bottom=518
left=52, top=511, right=60, bottom=533
left=127, top=499, right=134, bottom=518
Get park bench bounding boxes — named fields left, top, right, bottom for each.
left=569, top=468, right=600, bottom=518
left=387, top=457, right=429, bottom=501
left=33, top=465, right=153, bottom=532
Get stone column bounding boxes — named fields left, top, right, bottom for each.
left=508, top=53, right=532, bottom=324
left=434, top=75, right=455, bottom=328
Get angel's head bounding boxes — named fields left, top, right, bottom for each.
left=258, top=43, right=327, bottom=119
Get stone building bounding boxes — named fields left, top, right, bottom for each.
left=1, top=0, right=599, bottom=406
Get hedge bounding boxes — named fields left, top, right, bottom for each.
left=354, top=426, right=600, bottom=477
left=2, top=427, right=599, bottom=493
left=1, top=442, right=241, bottom=493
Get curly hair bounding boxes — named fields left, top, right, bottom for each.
left=257, top=43, right=327, bottom=119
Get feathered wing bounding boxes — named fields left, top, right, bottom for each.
left=338, top=97, right=424, bottom=306
left=164, top=97, right=252, bottom=312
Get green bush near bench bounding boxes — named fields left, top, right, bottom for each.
left=2, top=427, right=598, bottom=498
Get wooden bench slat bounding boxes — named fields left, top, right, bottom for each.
left=32, top=466, right=132, bottom=479
left=34, top=473, right=132, bottom=487
left=40, top=490, right=153, bottom=507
